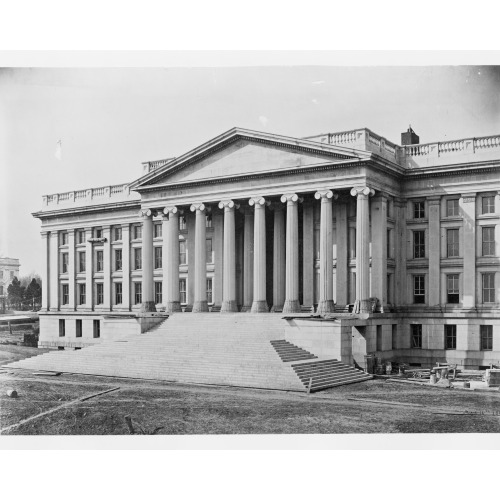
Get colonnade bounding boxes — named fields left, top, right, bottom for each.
left=140, top=187, right=376, bottom=314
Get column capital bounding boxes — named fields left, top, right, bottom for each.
left=163, top=206, right=178, bottom=215
left=41, top=231, right=49, bottom=239
left=218, top=200, right=240, bottom=210
left=280, top=193, right=303, bottom=204
left=190, top=202, right=206, bottom=212
left=350, top=186, right=375, bottom=198
left=314, top=190, right=338, bottom=201
left=139, top=208, right=153, bottom=218
left=249, top=196, right=271, bottom=207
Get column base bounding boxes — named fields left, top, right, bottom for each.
left=251, top=300, right=268, bottom=313
left=283, top=299, right=301, bottom=314
left=165, top=301, right=181, bottom=313
left=140, top=301, right=157, bottom=313
left=270, top=304, right=284, bottom=313
left=193, top=300, right=209, bottom=313
left=221, top=300, right=238, bottom=313
left=240, top=305, right=252, bottom=312
left=316, top=300, right=335, bottom=315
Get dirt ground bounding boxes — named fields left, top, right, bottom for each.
left=1, top=346, right=500, bottom=435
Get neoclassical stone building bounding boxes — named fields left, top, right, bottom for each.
left=34, top=126, right=500, bottom=369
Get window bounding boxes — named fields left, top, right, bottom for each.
left=179, top=240, right=187, bottom=265
left=154, top=223, right=162, bottom=238
left=62, top=284, right=69, bottom=305
left=179, top=279, right=187, bottom=304
left=115, top=282, right=123, bottom=305
left=60, top=232, right=68, bottom=245
left=155, top=282, right=162, bottom=304
left=134, top=248, right=142, bottom=270
left=446, top=229, right=459, bottom=257
left=134, top=283, right=142, bottom=305
left=411, top=324, right=422, bottom=349
left=482, top=196, right=495, bottom=215
left=113, top=226, right=122, bottom=242
left=179, top=216, right=187, bottom=231
left=94, top=227, right=103, bottom=239
left=206, top=238, right=213, bottom=264
left=206, top=278, right=213, bottom=304
left=376, top=325, right=382, bottom=351
left=115, top=249, right=122, bottom=271
left=413, top=201, right=425, bottom=219
left=413, top=230, right=425, bottom=258
left=96, top=283, right=104, bottom=305
left=482, top=227, right=495, bottom=256
left=133, top=225, right=142, bottom=240
left=77, top=229, right=85, bottom=244
left=387, top=274, right=392, bottom=304
left=387, top=229, right=392, bottom=258
left=480, top=325, right=493, bottom=351
left=62, top=253, right=69, bottom=273
left=78, top=251, right=86, bottom=272
left=413, top=275, right=425, bottom=304
left=446, top=199, right=459, bottom=217
left=78, top=284, right=86, bottom=305
left=482, top=273, right=495, bottom=303
left=76, top=319, right=82, bottom=338
left=445, top=325, right=457, bottom=350
left=154, top=247, right=162, bottom=269
left=93, top=320, right=100, bottom=338
left=206, top=214, right=212, bottom=228
left=96, top=250, right=104, bottom=272
left=391, top=324, right=397, bottom=350
left=447, top=274, right=460, bottom=304
left=59, top=319, right=65, bottom=337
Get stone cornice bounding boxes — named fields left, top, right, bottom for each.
left=32, top=200, right=141, bottom=221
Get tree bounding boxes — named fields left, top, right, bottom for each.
left=7, top=277, right=25, bottom=310
left=25, top=278, right=42, bottom=309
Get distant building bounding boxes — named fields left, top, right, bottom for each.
left=0, top=257, right=20, bottom=312
left=32, top=126, right=500, bottom=370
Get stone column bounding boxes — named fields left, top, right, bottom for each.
left=242, top=207, right=254, bottom=311
left=140, top=209, right=156, bottom=312
left=190, top=203, right=208, bottom=312
left=281, top=193, right=302, bottom=313
left=68, top=229, right=76, bottom=310
left=249, top=196, right=269, bottom=312
left=219, top=200, right=238, bottom=312
left=49, top=231, right=59, bottom=311
left=315, top=189, right=337, bottom=314
left=428, top=196, right=441, bottom=307
left=121, top=224, right=131, bottom=311
left=271, top=204, right=286, bottom=312
left=84, top=227, right=93, bottom=310
left=102, top=225, right=111, bottom=310
left=335, top=202, right=348, bottom=308
left=370, top=193, right=388, bottom=312
left=163, top=206, right=181, bottom=313
left=461, top=193, right=477, bottom=308
left=350, top=187, right=374, bottom=313
left=41, top=231, right=50, bottom=311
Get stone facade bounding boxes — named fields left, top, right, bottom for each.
left=0, top=257, right=20, bottom=298
left=33, top=127, right=500, bottom=368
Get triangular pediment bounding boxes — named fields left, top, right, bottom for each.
left=135, top=128, right=367, bottom=189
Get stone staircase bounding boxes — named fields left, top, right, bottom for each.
left=5, top=314, right=372, bottom=392
left=291, top=359, right=372, bottom=392
left=270, top=340, right=318, bottom=362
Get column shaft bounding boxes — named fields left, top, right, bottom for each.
left=315, top=191, right=335, bottom=314
left=302, top=200, right=314, bottom=309
left=103, top=226, right=111, bottom=310
left=282, top=194, right=301, bottom=313
left=49, top=231, right=59, bottom=311
left=370, top=195, right=388, bottom=311
left=220, top=201, right=238, bottom=312
left=41, top=232, right=49, bottom=311
left=140, top=210, right=156, bottom=312
left=272, top=206, right=286, bottom=311
left=68, top=229, right=76, bottom=310
left=84, top=227, right=93, bottom=310
left=163, top=208, right=181, bottom=312
left=250, top=198, right=268, bottom=312
left=192, top=204, right=208, bottom=312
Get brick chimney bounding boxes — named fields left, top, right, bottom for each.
left=401, top=125, right=419, bottom=146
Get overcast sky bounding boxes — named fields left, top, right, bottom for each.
left=1, top=64, right=499, bottom=275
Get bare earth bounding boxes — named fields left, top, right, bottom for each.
left=1, top=346, right=500, bottom=435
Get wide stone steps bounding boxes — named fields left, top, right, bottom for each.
left=291, top=359, right=372, bottom=392
left=5, top=313, right=371, bottom=392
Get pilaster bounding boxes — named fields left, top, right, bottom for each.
left=41, top=231, right=50, bottom=311
left=102, top=225, right=111, bottom=310
left=428, top=196, right=441, bottom=307
left=461, top=192, right=477, bottom=308
left=49, top=231, right=59, bottom=311
left=68, top=229, right=76, bottom=310
left=84, top=227, right=94, bottom=311
left=121, top=223, right=131, bottom=311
